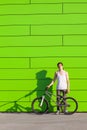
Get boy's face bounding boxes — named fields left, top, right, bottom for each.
left=58, top=64, right=63, bottom=70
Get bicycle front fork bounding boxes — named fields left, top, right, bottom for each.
left=40, top=96, right=45, bottom=107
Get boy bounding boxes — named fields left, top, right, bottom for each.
left=47, top=62, right=70, bottom=114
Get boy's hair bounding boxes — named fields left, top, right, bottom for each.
left=57, top=62, right=63, bottom=67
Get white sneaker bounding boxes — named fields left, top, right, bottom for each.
left=56, top=110, right=60, bottom=115
left=64, top=110, right=68, bottom=114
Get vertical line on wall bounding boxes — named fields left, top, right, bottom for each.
left=62, top=35, right=64, bottom=46
left=29, top=0, right=31, bottom=4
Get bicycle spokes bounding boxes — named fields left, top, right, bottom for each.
left=63, top=97, right=78, bottom=114
left=32, top=97, right=48, bottom=114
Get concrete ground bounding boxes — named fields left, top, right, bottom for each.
left=0, top=113, right=86, bottom=130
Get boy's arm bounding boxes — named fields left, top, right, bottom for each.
left=66, top=72, right=70, bottom=93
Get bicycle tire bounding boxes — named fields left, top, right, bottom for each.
left=61, top=97, right=78, bottom=115
left=32, top=97, right=49, bottom=114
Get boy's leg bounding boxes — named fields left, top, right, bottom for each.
left=62, top=90, right=67, bottom=112
left=56, top=90, right=60, bottom=111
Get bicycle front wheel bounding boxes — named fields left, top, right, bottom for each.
left=61, top=97, right=78, bottom=115
left=32, top=97, right=49, bottom=114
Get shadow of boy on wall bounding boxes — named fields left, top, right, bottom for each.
left=35, top=70, right=53, bottom=112
left=3, top=70, right=53, bottom=113
left=24, top=70, right=54, bottom=112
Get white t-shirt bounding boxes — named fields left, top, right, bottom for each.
left=56, top=70, right=68, bottom=90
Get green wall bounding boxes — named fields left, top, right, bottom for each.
left=0, top=0, right=87, bottom=112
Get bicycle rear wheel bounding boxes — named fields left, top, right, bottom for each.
left=61, top=97, right=78, bottom=115
left=32, top=97, right=49, bottom=114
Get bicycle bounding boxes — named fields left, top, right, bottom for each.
left=32, top=90, right=78, bottom=115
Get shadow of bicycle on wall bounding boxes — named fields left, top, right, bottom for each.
left=0, top=94, right=32, bottom=113
left=0, top=70, right=53, bottom=112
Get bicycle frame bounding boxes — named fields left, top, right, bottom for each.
left=40, top=91, right=64, bottom=107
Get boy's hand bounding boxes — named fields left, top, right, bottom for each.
left=45, top=85, right=50, bottom=91
left=66, top=89, right=70, bottom=94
